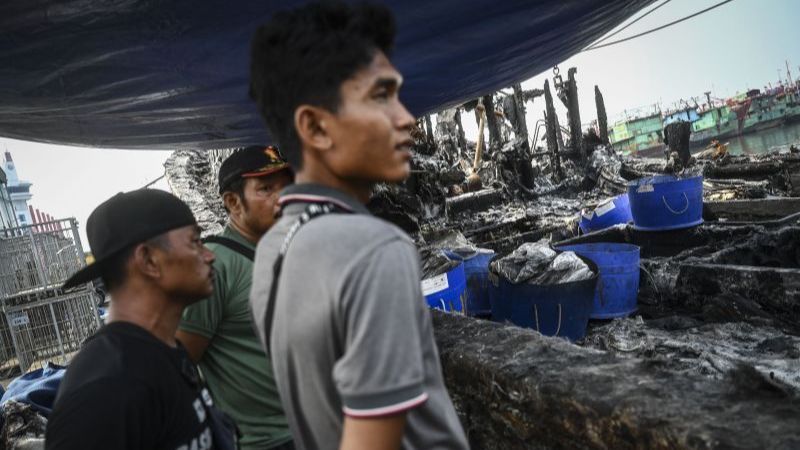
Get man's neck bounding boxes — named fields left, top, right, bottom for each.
left=107, top=284, right=184, bottom=347
left=228, top=218, right=260, bottom=244
left=294, top=169, right=373, bottom=204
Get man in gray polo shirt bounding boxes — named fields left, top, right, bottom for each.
left=248, top=2, right=469, bottom=449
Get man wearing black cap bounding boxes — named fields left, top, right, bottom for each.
left=177, top=146, right=294, bottom=450
left=46, top=189, right=223, bottom=450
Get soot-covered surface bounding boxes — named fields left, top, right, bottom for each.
left=433, top=312, right=800, bottom=450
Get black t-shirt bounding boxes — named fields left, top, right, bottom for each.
left=45, top=321, right=215, bottom=450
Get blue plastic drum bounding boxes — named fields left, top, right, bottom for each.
left=628, top=175, right=703, bottom=231
left=579, top=194, right=633, bottom=234
left=422, top=262, right=467, bottom=313
left=556, top=243, right=640, bottom=319
left=487, top=258, right=597, bottom=342
left=444, top=249, right=495, bottom=316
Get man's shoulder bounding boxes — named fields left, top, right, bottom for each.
left=59, top=328, right=155, bottom=397
left=205, top=228, right=256, bottom=265
left=304, top=213, right=412, bottom=248
left=258, top=213, right=413, bottom=264
left=77, top=324, right=168, bottom=376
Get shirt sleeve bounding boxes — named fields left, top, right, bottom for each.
left=332, top=238, right=428, bottom=418
left=179, top=260, right=226, bottom=338
left=45, top=379, right=158, bottom=450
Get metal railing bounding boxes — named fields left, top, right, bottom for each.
left=0, top=219, right=101, bottom=375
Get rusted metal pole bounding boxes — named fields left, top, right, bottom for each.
left=595, top=85, right=609, bottom=145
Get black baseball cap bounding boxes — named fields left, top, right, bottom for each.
left=218, top=145, right=291, bottom=194
left=63, top=189, right=198, bottom=289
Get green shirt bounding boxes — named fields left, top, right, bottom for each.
left=180, top=225, right=291, bottom=449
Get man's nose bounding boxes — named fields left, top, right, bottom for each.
left=204, top=247, right=216, bottom=264
left=394, top=100, right=416, bottom=130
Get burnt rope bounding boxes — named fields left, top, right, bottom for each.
left=584, top=0, right=735, bottom=51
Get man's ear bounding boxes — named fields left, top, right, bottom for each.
left=222, top=191, right=243, bottom=216
left=132, top=243, right=162, bottom=280
left=295, top=105, right=333, bottom=153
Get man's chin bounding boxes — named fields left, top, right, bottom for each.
left=382, top=164, right=411, bottom=183
left=181, top=286, right=214, bottom=304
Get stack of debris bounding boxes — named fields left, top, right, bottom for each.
left=0, top=401, right=46, bottom=450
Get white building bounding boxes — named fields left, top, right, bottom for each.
left=3, top=151, right=33, bottom=227
left=0, top=166, right=18, bottom=229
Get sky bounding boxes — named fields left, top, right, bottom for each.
left=0, top=142, right=171, bottom=246
left=1, top=0, right=799, bottom=248
left=461, top=0, right=800, bottom=137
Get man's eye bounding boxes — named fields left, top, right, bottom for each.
left=373, top=90, right=389, bottom=100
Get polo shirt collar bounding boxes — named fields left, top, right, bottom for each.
left=278, top=183, right=371, bottom=215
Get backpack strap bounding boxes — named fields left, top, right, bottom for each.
left=263, top=202, right=347, bottom=355
left=203, top=236, right=255, bottom=261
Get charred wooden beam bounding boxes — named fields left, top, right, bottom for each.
left=705, top=160, right=784, bottom=178
left=424, top=114, right=435, bottom=146
left=595, top=85, right=609, bottom=145
left=511, top=83, right=529, bottom=146
left=675, top=263, right=800, bottom=334
left=543, top=80, right=561, bottom=182
left=663, top=121, right=692, bottom=168
left=454, top=108, right=467, bottom=153
left=554, top=113, right=565, bottom=153
left=483, top=94, right=502, bottom=151
left=433, top=312, right=800, bottom=450
left=445, top=188, right=503, bottom=216
left=704, top=198, right=800, bottom=221
left=566, top=67, right=583, bottom=160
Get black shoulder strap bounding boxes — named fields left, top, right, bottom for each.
left=263, top=202, right=347, bottom=355
left=203, top=235, right=255, bottom=261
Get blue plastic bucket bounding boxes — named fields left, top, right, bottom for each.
left=487, top=258, right=597, bottom=341
left=579, top=194, right=633, bottom=234
left=460, top=249, right=495, bottom=316
left=627, top=175, right=703, bottom=231
left=422, top=262, right=467, bottom=313
left=556, top=243, right=640, bottom=319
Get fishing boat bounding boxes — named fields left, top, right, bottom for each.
left=608, top=107, right=664, bottom=157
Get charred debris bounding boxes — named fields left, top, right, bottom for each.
left=166, top=68, right=800, bottom=449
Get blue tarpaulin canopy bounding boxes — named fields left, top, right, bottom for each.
left=0, top=1, right=652, bottom=150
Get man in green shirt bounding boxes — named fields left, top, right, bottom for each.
left=177, top=146, right=294, bottom=450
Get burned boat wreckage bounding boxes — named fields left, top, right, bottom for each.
left=166, top=73, right=800, bottom=450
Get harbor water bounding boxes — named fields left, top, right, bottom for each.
left=718, top=121, right=800, bottom=156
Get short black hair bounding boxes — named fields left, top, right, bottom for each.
left=249, top=1, right=396, bottom=168
left=100, top=234, right=171, bottom=291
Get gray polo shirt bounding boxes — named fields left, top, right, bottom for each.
left=250, top=184, right=468, bottom=450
